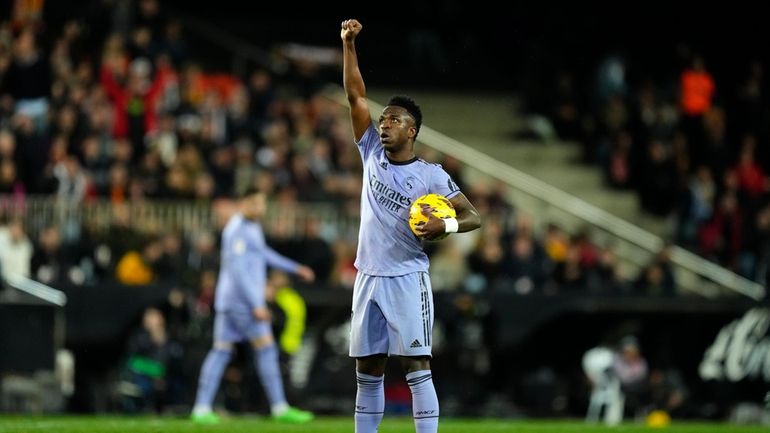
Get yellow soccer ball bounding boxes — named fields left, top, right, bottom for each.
left=409, top=193, right=456, bottom=240
left=645, top=410, right=671, bottom=428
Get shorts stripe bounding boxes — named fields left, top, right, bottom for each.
left=425, top=273, right=431, bottom=346
left=419, top=273, right=429, bottom=347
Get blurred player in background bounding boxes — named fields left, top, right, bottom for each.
left=341, top=18, right=482, bottom=433
left=191, top=186, right=315, bottom=424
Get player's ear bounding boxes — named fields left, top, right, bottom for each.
left=408, top=126, right=416, bottom=139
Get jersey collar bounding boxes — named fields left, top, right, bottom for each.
left=386, top=155, right=419, bottom=165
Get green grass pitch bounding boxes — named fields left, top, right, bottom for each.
left=0, top=416, right=767, bottom=433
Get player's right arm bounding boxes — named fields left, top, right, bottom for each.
left=341, top=19, right=370, bottom=141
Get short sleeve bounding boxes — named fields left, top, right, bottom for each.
left=430, top=165, right=462, bottom=199
left=355, top=123, right=381, bottom=161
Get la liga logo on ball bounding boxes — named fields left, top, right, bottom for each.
left=409, top=193, right=456, bottom=240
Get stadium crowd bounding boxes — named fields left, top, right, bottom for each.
left=0, top=0, right=680, bottom=301
left=0, top=0, right=696, bottom=417
left=537, top=48, right=770, bottom=287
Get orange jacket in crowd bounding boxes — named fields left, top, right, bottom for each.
left=680, top=70, right=715, bottom=116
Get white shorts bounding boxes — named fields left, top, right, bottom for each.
left=349, top=271, right=434, bottom=358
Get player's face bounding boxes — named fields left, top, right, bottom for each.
left=242, top=192, right=267, bottom=220
left=379, top=106, right=416, bottom=152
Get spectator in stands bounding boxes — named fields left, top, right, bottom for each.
left=679, top=56, right=715, bottom=164
left=677, top=165, right=715, bottom=247
left=701, top=107, right=729, bottom=175
left=551, top=71, right=582, bottom=142
left=0, top=217, right=32, bottom=278
left=79, top=134, right=112, bottom=193
left=603, top=131, right=633, bottom=189
left=29, top=225, right=69, bottom=284
left=248, top=69, right=275, bottom=126
left=186, top=230, right=219, bottom=278
left=638, top=140, right=678, bottom=216
left=595, top=246, right=626, bottom=295
left=596, top=54, right=627, bottom=101
left=54, top=155, right=88, bottom=202
left=503, top=232, right=549, bottom=295
left=2, top=28, right=50, bottom=132
left=634, top=263, right=670, bottom=297
left=194, top=269, right=217, bottom=318
left=730, top=135, right=767, bottom=201
left=679, top=57, right=714, bottom=117
left=120, top=307, right=184, bottom=413
left=633, top=246, right=675, bottom=297
left=542, top=223, right=568, bottom=263
left=0, top=130, right=16, bottom=164
left=100, top=50, right=174, bottom=151
left=552, top=243, right=589, bottom=293
left=430, top=242, right=469, bottom=292
left=0, top=158, right=24, bottom=196
left=699, top=193, right=743, bottom=271
left=613, top=336, right=649, bottom=417
left=468, top=237, right=505, bottom=292
left=734, top=60, right=764, bottom=138
left=265, top=270, right=307, bottom=358
left=745, top=205, right=770, bottom=283
left=159, top=20, right=189, bottom=67
left=155, top=232, right=186, bottom=285
left=297, top=218, right=334, bottom=282
left=648, top=368, right=689, bottom=417
left=330, top=238, right=357, bottom=289
left=115, top=236, right=163, bottom=285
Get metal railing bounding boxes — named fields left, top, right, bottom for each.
left=0, top=196, right=360, bottom=242
left=2, top=274, right=67, bottom=307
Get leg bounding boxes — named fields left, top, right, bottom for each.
left=378, top=272, right=436, bottom=433
left=250, top=324, right=313, bottom=423
left=192, top=341, right=233, bottom=419
left=193, top=311, right=242, bottom=421
left=355, top=355, right=388, bottom=433
left=250, top=333, right=287, bottom=414
left=349, top=273, right=390, bottom=433
left=400, top=356, right=439, bottom=433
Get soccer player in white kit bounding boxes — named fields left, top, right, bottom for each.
left=191, top=187, right=316, bottom=424
left=341, top=19, right=482, bottom=433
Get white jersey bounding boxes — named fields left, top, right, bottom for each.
left=354, top=123, right=461, bottom=276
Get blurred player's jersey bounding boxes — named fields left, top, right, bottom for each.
left=215, top=214, right=299, bottom=313
left=355, top=123, right=461, bottom=276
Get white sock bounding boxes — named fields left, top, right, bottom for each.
left=406, top=370, right=439, bottom=433
left=355, top=372, right=384, bottom=433
left=271, top=402, right=289, bottom=415
left=192, top=404, right=212, bottom=415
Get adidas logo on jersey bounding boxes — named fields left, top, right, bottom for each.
left=410, top=339, right=422, bottom=348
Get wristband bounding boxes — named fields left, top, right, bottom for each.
left=444, top=217, right=459, bottom=233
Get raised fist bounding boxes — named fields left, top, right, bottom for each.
left=341, top=19, right=362, bottom=42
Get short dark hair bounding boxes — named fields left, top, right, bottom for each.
left=240, top=185, right=262, bottom=199
left=387, top=95, right=422, bottom=139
